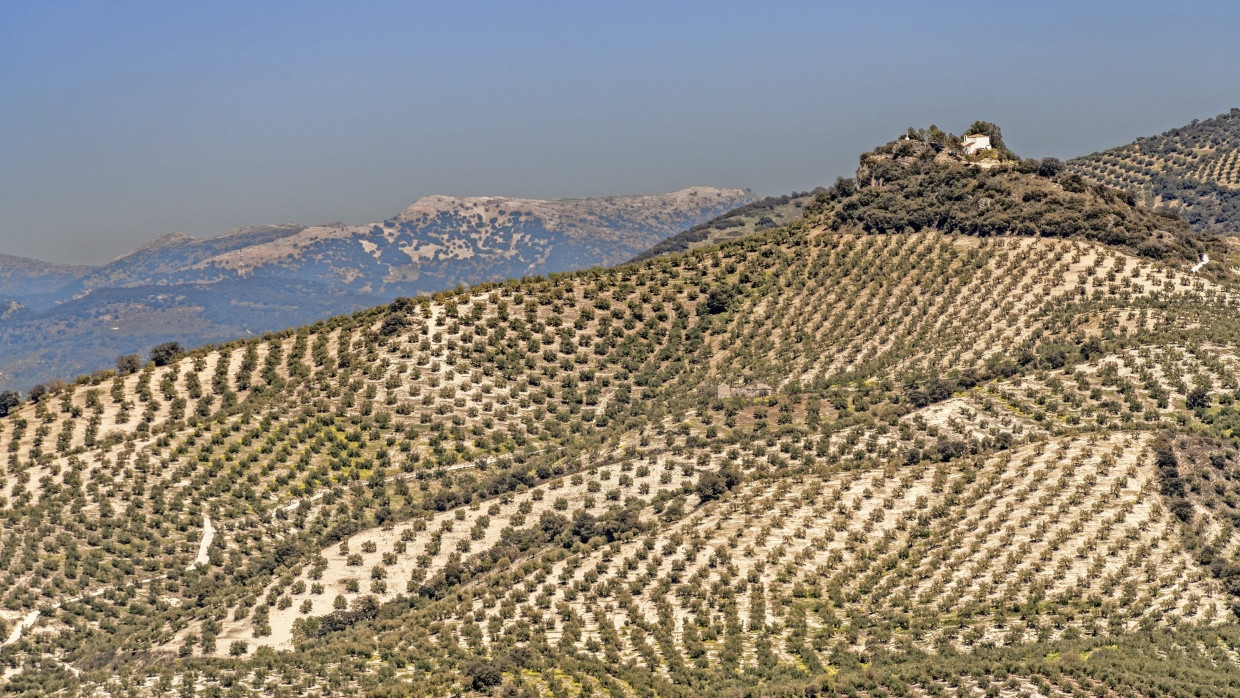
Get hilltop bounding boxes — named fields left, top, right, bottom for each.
left=811, top=126, right=1221, bottom=266
left=641, top=117, right=1227, bottom=265
left=6, top=128, right=1240, bottom=695
left=0, top=188, right=753, bottom=393
left=1069, top=108, right=1240, bottom=235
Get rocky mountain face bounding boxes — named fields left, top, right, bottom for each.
left=0, top=187, right=754, bottom=391
left=5, top=128, right=1240, bottom=695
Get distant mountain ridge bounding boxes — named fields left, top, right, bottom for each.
left=192, top=188, right=751, bottom=289
left=0, top=187, right=754, bottom=391
left=1068, top=108, right=1240, bottom=234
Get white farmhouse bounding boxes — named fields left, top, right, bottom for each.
left=961, top=134, right=992, bottom=155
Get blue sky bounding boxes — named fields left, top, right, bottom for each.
left=2, top=1, right=1239, bottom=264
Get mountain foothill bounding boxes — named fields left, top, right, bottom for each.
left=5, top=118, right=1240, bottom=695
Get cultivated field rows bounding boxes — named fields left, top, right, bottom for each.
left=408, top=431, right=1226, bottom=677
left=4, top=218, right=1240, bottom=694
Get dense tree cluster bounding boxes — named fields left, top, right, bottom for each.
left=149, top=341, right=184, bottom=367
left=808, top=131, right=1221, bottom=265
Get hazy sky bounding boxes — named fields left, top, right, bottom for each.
left=2, top=1, right=1238, bottom=265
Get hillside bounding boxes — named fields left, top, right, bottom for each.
left=813, top=130, right=1222, bottom=265
left=0, top=255, right=92, bottom=312
left=632, top=190, right=822, bottom=261
left=1068, top=108, right=1240, bottom=235
left=6, top=130, right=1240, bottom=696
left=0, top=188, right=754, bottom=393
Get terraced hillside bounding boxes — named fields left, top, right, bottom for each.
left=6, top=131, right=1240, bottom=695
left=1069, top=108, right=1240, bottom=235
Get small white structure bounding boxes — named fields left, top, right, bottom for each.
left=961, top=134, right=992, bottom=155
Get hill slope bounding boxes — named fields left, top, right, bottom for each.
left=632, top=189, right=822, bottom=261
left=0, top=188, right=754, bottom=393
left=1068, top=108, right=1240, bottom=235
left=5, top=131, right=1240, bottom=695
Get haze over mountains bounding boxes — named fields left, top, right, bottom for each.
left=7, top=0, right=1240, bottom=694
left=8, top=109, right=1240, bottom=398
left=0, top=187, right=753, bottom=392
left=7, top=122, right=1240, bottom=695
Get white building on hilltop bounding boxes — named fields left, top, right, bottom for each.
left=961, top=134, right=992, bottom=155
